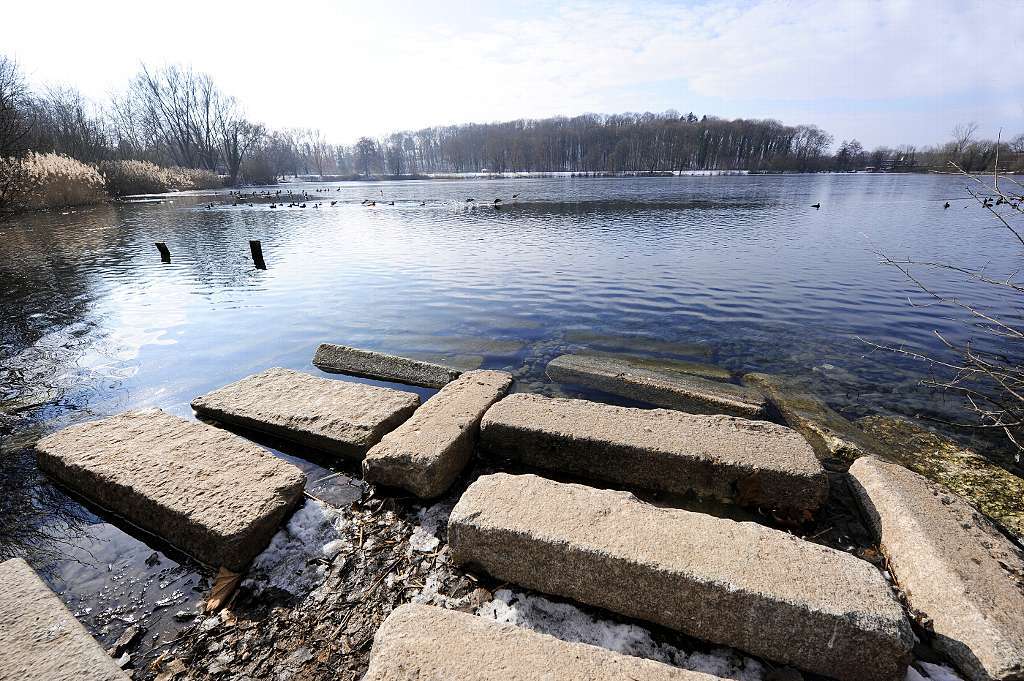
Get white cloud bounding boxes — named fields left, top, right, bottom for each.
left=1, top=0, right=1020, bottom=146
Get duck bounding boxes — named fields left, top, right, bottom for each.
left=811, top=203, right=821, bottom=209
left=944, top=202, right=950, bottom=209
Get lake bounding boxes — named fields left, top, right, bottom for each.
left=0, top=173, right=1019, bottom=658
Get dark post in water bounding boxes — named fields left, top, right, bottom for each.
left=250, top=240, right=267, bottom=269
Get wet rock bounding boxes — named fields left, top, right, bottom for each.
left=35, top=409, right=306, bottom=570
left=191, top=367, right=420, bottom=459
left=849, top=456, right=1024, bottom=681
left=449, top=473, right=913, bottom=681
left=313, top=343, right=460, bottom=388
left=743, top=372, right=883, bottom=460
left=858, top=415, right=1024, bottom=541
left=364, top=370, right=513, bottom=498
left=365, top=603, right=730, bottom=680
left=480, top=394, right=827, bottom=512
left=107, top=624, right=143, bottom=658
left=549, top=354, right=767, bottom=418
left=562, top=330, right=714, bottom=358
left=0, top=557, right=130, bottom=680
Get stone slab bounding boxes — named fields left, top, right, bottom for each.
left=449, top=473, right=913, bottom=681
left=744, top=372, right=883, bottom=460
left=313, top=343, right=460, bottom=388
left=548, top=354, right=767, bottom=418
left=363, top=370, right=512, bottom=498
left=191, top=367, right=420, bottom=459
left=858, top=415, right=1024, bottom=542
left=479, top=393, right=827, bottom=511
left=364, top=603, right=729, bottom=681
left=35, top=409, right=306, bottom=570
left=849, top=456, right=1024, bottom=681
left=0, top=558, right=130, bottom=681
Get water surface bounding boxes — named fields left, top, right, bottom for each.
left=1, top=173, right=1020, bottom=661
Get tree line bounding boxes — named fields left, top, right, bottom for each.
left=2, top=55, right=1022, bottom=188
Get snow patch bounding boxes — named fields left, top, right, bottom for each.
left=407, top=501, right=453, bottom=554
left=244, top=500, right=350, bottom=596
left=916, top=662, right=966, bottom=681
left=476, top=589, right=764, bottom=681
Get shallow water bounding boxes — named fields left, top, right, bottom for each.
left=0, top=173, right=1020, bottom=664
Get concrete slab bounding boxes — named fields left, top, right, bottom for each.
left=743, top=373, right=883, bottom=461
left=313, top=343, right=460, bottom=388
left=364, top=603, right=729, bottom=681
left=449, top=473, right=913, bottom=681
left=0, top=558, right=130, bottom=681
left=849, top=456, right=1024, bottom=681
left=191, top=367, right=420, bottom=458
left=35, top=409, right=306, bottom=570
left=548, top=354, right=767, bottom=418
left=479, top=394, right=827, bottom=511
left=363, top=370, right=512, bottom=498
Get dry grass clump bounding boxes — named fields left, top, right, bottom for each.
left=2, top=152, right=107, bottom=211
left=100, top=159, right=223, bottom=196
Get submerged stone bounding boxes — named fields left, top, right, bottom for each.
left=548, top=354, right=767, bottom=418
left=365, top=603, right=730, bottom=681
left=191, top=367, right=420, bottom=459
left=363, top=370, right=513, bottom=498
left=0, top=557, right=130, bottom=681
left=35, top=409, right=306, bottom=570
left=449, top=473, right=913, bottom=681
left=743, top=372, right=883, bottom=460
left=849, top=457, right=1024, bottom=681
left=312, top=343, right=461, bottom=388
left=480, top=393, right=826, bottom=511
left=857, top=415, right=1024, bottom=541
left=562, top=330, right=715, bottom=358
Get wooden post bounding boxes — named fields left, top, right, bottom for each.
left=155, top=242, right=171, bottom=263
left=249, top=240, right=267, bottom=269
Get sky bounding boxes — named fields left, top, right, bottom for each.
left=2, top=0, right=1022, bottom=149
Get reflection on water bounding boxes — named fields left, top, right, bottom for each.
left=1, top=173, right=1021, bottom=665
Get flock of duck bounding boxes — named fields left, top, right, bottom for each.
left=201, top=188, right=524, bottom=210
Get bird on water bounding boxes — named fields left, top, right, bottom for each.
left=811, top=203, right=821, bottom=209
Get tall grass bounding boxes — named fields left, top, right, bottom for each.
left=2, top=152, right=107, bottom=212
left=100, top=160, right=223, bottom=196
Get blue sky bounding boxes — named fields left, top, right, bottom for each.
left=2, top=0, right=1021, bottom=148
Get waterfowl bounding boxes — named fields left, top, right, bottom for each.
left=811, top=203, right=821, bottom=209
left=944, top=202, right=950, bottom=209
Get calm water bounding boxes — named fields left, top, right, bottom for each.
left=0, top=173, right=1020, bottom=659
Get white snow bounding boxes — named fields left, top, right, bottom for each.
left=476, top=589, right=764, bottom=681
left=244, top=500, right=350, bottom=596
left=407, top=501, right=454, bottom=554
left=916, top=662, right=966, bottom=681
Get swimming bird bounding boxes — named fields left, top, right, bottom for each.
left=465, top=198, right=475, bottom=202
left=811, top=203, right=821, bottom=209
left=330, top=201, right=337, bottom=206
left=493, top=198, right=502, bottom=204
left=944, top=202, right=950, bottom=209
left=512, top=194, right=519, bottom=198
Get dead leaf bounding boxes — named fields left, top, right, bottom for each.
left=206, top=566, right=242, bottom=612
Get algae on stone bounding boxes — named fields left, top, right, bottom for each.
left=858, top=415, right=1024, bottom=542
left=743, top=372, right=883, bottom=461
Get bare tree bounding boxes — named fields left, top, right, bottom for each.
left=216, top=96, right=263, bottom=185
left=0, top=56, right=32, bottom=213
left=114, top=64, right=223, bottom=169
left=951, top=121, right=980, bottom=155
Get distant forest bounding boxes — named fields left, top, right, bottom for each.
left=3, top=57, right=1022, bottom=185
